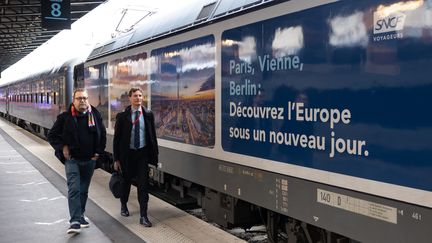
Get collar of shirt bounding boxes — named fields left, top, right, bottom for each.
left=131, top=106, right=142, bottom=113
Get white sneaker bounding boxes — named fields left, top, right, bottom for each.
left=67, top=224, right=81, bottom=234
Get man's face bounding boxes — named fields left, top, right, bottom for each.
left=129, top=90, right=143, bottom=107
left=73, top=91, right=89, bottom=112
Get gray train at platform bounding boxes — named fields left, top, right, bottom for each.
left=1, top=0, right=432, bottom=242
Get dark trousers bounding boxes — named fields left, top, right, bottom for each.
left=65, top=159, right=96, bottom=224
left=120, top=147, right=150, bottom=217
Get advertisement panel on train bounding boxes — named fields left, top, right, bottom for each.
left=221, top=0, right=432, bottom=191
left=151, top=36, right=216, bottom=147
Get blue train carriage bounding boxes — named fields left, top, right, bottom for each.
left=0, top=63, right=78, bottom=137
left=87, top=0, right=432, bottom=242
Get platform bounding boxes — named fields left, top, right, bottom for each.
left=0, top=118, right=245, bottom=243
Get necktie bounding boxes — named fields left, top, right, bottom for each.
left=134, top=110, right=140, bottom=149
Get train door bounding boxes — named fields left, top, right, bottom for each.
left=58, top=77, right=65, bottom=112
left=5, top=87, right=9, bottom=115
left=52, top=78, right=59, bottom=112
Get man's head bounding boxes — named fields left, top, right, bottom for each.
left=128, top=87, right=143, bottom=108
left=73, top=88, right=89, bottom=112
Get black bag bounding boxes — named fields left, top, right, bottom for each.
left=109, top=171, right=124, bottom=198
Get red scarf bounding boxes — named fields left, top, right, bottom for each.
left=71, top=105, right=95, bottom=127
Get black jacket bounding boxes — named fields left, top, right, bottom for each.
left=113, top=105, right=159, bottom=171
left=47, top=104, right=107, bottom=163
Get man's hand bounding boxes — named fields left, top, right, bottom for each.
left=114, top=160, right=121, bottom=171
left=91, top=153, right=100, bottom=161
left=63, top=145, right=71, bottom=160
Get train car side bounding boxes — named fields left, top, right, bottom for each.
left=0, top=65, right=75, bottom=137
left=85, top=0, right=432, bottom=242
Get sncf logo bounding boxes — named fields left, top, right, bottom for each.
left=373, top=11, right=406, bottom=34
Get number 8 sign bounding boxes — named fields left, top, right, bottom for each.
left=41, top=0, right=71, bottom=30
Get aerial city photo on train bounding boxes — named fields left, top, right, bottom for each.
left=0, top=0, right=431, bottom=242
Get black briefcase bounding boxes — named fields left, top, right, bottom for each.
left=109, top=171, right=124, bottom=198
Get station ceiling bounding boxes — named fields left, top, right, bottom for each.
left=0, top=0, right=106, bottom=72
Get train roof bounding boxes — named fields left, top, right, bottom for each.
left=88, top=0, right=278, bottom=60
left=0, top=0, right=279, bottom=87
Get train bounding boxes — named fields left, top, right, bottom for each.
left=1, top=0, right=432, bottom=242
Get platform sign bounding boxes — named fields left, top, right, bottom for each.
left=41, top=0, right=71, bottom=30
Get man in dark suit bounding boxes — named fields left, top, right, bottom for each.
left=113, top=87, right=158, bottom=227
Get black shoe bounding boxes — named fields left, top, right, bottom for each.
left=121, top=204, right=129, bottom=217
left=67, top=224, right=81, bottom=234
left=139, top=216, right=152, bottom=227
left=80, top=216, right=90, bottom=228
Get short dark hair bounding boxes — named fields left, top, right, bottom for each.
left=73, top=88, right=87, bottom=98
left=128, top=87, right=143, bottom=97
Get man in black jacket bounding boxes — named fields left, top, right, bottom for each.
left=113, top=87, right=158, bottom=227
left=47, top=88, right=106, bottom=234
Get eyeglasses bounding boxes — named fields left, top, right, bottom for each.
left=74, top=97, right=88, bottom=101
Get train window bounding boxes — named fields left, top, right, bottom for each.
left=40, top=93, right=43, bottom=104
left=46, top=92, right=50, bottom=104
left=35, top=93, right=37, bottom=103
left=53, top=92, right=57, bottom=105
